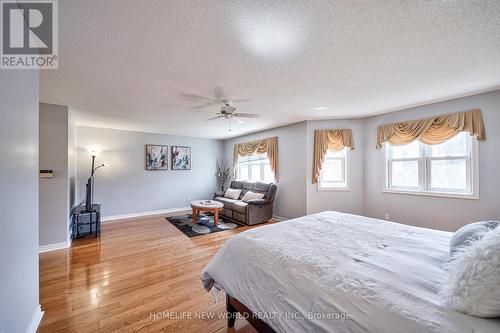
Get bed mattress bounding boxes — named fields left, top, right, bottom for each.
left=201, top=211, right=500, bottom=333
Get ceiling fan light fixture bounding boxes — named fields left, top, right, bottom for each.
left=203, top=100, right=258, bottom=132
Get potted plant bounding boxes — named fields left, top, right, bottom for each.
left=216, top=160, right=230, bottom=192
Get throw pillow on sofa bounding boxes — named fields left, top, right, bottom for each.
left=224, top=188, right=241, bottom=200
left=241, top=191, right=265, bottom=202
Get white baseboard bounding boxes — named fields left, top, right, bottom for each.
left=39, top=239, right=71, bottom=253
left=25, top=304, right=43, bottom=333
left=101, top=206, right=191, bottom=222
left=272, top=215, right=288, bottom=222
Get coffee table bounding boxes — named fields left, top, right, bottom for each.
left=190, top=200, right=224, bottom=226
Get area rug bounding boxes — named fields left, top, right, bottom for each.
left=166, top=212, right=243, bottom=238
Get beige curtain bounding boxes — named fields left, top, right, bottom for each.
left=376, top=109, right=485, bottom=148
left=312, top=129, right=355, bottom=184
left=233, top=136, right=279, bottom=181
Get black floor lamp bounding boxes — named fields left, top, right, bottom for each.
left=86, top=149, right=110, bottom=211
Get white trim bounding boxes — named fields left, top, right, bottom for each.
left=236, top=154, right=276, bottom=183
left=39, top=239, right=71, bottom=253
left=272, top=215, right=288, bottom=222
left=382, top=189, right=479, bottom=200
left=25, top=305, right=43, bottom=333
left=101, top=207, right=191, bottom=222
left=318, top=148, right=351, bottom=191
left=317, top=187, right=351, bottom=192
left=383, top=136, right=479, bottom=199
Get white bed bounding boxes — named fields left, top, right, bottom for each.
left=201, top=211, right=500, bottom=333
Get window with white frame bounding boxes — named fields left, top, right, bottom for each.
left=319, top=147, right=349, bottom=190
left=385, top=132, right=478, bottom=198
left=237, top=153, right=275, bottom=183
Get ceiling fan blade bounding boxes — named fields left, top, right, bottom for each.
left=223, top=99, right=250, bottom=104
left=179, top=92, right=213, bottom=102
left=193, top=101, right=218, bottom=110
left=236, top=113, right=259, bottom=118
left=206, top=116, right=222, bottom=121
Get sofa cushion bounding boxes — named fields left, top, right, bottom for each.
left=239, top=181, right=255, bottom=199
left=222, top=208, right=233, bottom=218
left=232, top=211, right=246, bottom=223
left=232, top=201, right=248, bottom=214
left=247, top=199, right=267, bottom=205
left=254, top=181, right=270, bottom=192
left=214, top=197, right=237, bottom=209
left=231, top=180, right=244, bottom=189
left=243, top=181, right=255, bottom=190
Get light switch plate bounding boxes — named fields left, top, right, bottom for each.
left=40, top=170, right=54, bottom=178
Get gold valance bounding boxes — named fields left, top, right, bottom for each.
left=376, top=109, right=485, bottom=149
left=312, top=129, right=355, bottom=184
left=233, top=136, right=279, bottom=181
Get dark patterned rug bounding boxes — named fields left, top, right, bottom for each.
left=166, top=212, right=243, bottom=237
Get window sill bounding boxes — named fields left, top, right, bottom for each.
left=383, top=189, right=479, bottom=200
left=317, top=186, right=351, bottom=192
left=235, top=178, right=277, bottom=183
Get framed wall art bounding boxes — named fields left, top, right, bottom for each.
left=171, top=146, right=191, bottom=170
left=145, top=144, right=168, bottom=170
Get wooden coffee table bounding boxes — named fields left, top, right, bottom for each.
left=190, top=200, right=224, bottom=226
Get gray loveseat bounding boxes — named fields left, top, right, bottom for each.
left=213, top=180, right=278, bottom=225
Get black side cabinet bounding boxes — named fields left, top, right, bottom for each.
left=71, top=204, right=101, bottom=239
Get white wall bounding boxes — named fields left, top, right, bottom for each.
left=223, top=122, right=308, bottom=219
left=39, top=103, right=71, bottom=246
left=306, top=119, right=364, bottom=215
left=0, top=71, right=41, bottom=333
left=363, top=90, right=500, bottom=231
left=76, top=126, right=224, bottom=217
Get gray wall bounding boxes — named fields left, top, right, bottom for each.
left=363, top=90, right=500, bottom=231
left=306, top=119, right=364, bottom=215
left=76, top=126, right=224, bottom=217
left=223, top=122, right=308, bottom=219
left=0, top=71, right=40, bottom=332
left=68, top=111, right=77, bottom=229
left=39, top=103, right=71, bottom=246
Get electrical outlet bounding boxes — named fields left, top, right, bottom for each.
left=384, top=214, right=390, bottom=221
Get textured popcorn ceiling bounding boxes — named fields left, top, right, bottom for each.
left=40, top=0, right=500, bottom=139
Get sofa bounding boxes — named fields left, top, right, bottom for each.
left=213, top=180, right=278, bottom=225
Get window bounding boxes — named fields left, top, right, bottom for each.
left=318, top=147, right=349, bottom=190
left=385, top=132, right=478, bottom=198
left=237, top=153, right=275, bottom=182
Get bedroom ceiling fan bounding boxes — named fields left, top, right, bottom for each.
left=179, top=87, right=258, bottom=131
left=179, top=86, right=250, bottom=110
left=206, top=102, right=259, bottom=131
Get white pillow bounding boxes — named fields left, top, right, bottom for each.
left=441, top=226, right=500, bottom=317
left=224, top=188, right=241, bottom=200
left=241, top=191, right=265, bottom=202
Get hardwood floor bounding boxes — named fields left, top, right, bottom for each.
left=39, top=211, right=271, bottom=333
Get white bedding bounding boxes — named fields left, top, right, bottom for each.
left=201, top=211, right=500, bottom=333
